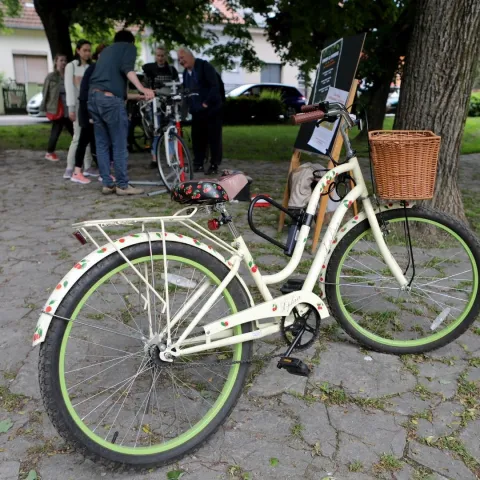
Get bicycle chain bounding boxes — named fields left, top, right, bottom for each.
left=153, top=352, right=285, bottom=370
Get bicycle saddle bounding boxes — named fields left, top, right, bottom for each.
left=172, top=174, right=248, bottom=205
left=172, top=180, right=229, bottom=204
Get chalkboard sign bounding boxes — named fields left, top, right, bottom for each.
left=294, top=33, right=366, bottom=155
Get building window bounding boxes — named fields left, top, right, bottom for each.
left=13, top=54, right=48, bottom=84
left=260, top=63, right=281, bottom=83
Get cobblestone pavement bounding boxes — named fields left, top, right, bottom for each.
left=0, top=149, right=479, bottom=480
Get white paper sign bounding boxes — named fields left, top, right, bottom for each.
left=307, top=86, right=349, bottom=154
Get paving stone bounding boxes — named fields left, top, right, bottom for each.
left=466, top=367, right=480, bottom=383
left=0, top=461, right=20, bottom=480
left=327, top=404, right=406, bottom=469
left=384, top=392, right=436, bottom=416
left=248, top=357, right=308, bottom=397
left=417, top=360, right=465, bottom=399
left=281, top=395, right=337, bottom=458
left=416, top=401, right=464, bottom=438
left=312, top=342, right=416, bottom=398
left=455, top=331, right=480, bottom=355
left=10, top=349, right=41, bottom=399
left=458, top=419, right=480, bottom=462
left=408, top=440, right=476, bottom=480
left=394, top=464, right=448, bottom=480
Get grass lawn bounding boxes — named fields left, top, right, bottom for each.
left=0, top=116, right=479, bottom=160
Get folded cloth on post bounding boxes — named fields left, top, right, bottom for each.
left=288, top=163, right=325, bottom=209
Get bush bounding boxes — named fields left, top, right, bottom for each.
left=468, top=94, right=480, bottom=117
left=223, top=94, right=286, bottom=125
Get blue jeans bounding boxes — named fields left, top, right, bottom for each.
left=88, top=91, right=129, bottom=188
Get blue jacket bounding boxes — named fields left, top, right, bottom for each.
left=183, top=58, right=221, bottom=114
left=79, top=63, right=96, bottom=127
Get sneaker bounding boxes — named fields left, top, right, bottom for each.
left=45, top=152, right=59, bottom=161
left=63, top=168, right=73, bottom=179
left=207, top=164, right=218, bottom=175
left=84, top=167, right=100, bottom=177
left=70, top=172, right=91, bottom=184
left=149, top=161, right=158, bottom=169
left=116, top=185, right=145, bottom=196
left=102, top=186, right=116, bottom=195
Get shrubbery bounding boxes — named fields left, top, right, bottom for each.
left=223, top=90, right=286, bottom=124
left=468, top=94, right=480, bottom=117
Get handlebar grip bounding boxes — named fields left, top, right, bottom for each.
left=301, top=104, right=321, bottom=113
left=291, top=110, right=325, bottom=125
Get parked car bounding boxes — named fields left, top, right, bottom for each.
left=26, top=92, right=45, bottom=117
left=226, top=83, right=306, bottom=116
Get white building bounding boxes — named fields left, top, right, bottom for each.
left=0, top=0, right=305, bottom=114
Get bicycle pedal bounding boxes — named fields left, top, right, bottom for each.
left=277, top=357, right=310, bottom=377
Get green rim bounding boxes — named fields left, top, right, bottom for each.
left=59, top=254, right=242, bottom=455
left=336, top=217, right=479, bottom=347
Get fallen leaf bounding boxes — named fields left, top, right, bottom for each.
left=26, top=471, right=38, bottom=480
left=439, top=379, right=451, bottom=385
left=270, top=457, right=279, bottom=467
left=167, top=470, right=185, bottom=480
left=0, top=419, right=13, bottom=433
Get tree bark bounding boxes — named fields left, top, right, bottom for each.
left=394, top=0, right=480, bottom=221
left=34, top=0, right=74, bottom=61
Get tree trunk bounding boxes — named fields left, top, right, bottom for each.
left=34, top=0, right=74, bottom=61
left=394, top=0, right=480, bottom=221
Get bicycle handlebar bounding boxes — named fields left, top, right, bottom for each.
left=292, top=102, right=356, bottom=128
left=291, top=110, right=325, bottom=125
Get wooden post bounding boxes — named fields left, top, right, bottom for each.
left=277, top=149, right=302, bottom=232
left=310, top=80, right=359, bottom=253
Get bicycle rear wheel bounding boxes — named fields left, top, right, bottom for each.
left=325, top=206, right=480, bottom=354
left=156, top=131, right=193, bottom=191
left=39, top=241, right=253, bottom=469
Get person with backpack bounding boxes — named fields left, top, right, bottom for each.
left=142, top=46, right=179, bottom=168
left=177, top=47, right=225, bottom=175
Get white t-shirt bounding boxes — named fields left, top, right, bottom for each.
left=65, top=60, right=90, bottom=113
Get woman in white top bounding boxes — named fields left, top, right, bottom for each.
left=64, top=39, right=99, bottom=179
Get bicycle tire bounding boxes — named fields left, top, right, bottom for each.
left=325, top=205, right=480, bottom=354
left=156, top=131, right=193, bottom=191
left=39, top=241, right=253, bottom=469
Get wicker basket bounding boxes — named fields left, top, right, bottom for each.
left=368, top=130, right=441, bottom=200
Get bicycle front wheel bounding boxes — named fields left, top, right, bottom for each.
left=156, top=131, right=193, bottom=191
left=326, top=205, right=480, bottom=354
left=39, top=241, right=252, bottom=468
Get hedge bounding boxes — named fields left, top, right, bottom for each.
left=468, top=95, right=480, bottom=117
left=223, top=96, right=286, bottom=125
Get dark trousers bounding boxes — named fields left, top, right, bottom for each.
left=47, top=117, right=73, bottom=153
left=75, top=122, right=96, bottom=168
left=88, top=91, right=129, bottom=188
left=191, top=109, right=223, bottom=167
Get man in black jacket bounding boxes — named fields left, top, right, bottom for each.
left=177, top=47, right=222, bottom=174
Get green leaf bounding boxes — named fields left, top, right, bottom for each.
left=26, top=471, right=38, bottom=480
left=270, top=457, right=279, bottom=467
left=0, top=419, right=13, bottom=433
left=167, top=470, right=185, bottom=480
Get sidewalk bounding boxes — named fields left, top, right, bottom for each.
left=0, top=149, right=478, bottom=480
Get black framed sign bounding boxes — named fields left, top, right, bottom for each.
left=294, top=33, right=366, bottom=155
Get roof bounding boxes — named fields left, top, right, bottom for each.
left=3, top=1, right=43, bottom=30
left=2, top=0, right=242, bottom=33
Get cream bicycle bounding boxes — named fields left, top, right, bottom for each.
left=33, top=102, right=480, bottom=469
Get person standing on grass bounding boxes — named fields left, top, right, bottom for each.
left=64, top=39, right=99, bottom=180
left=88, top=29, right=154, bottom=195
left=177, top=47, right=223, bottom=175
left=142, top=46, right=179, bottom=168
left=41, top=54, right=73, bottom=161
